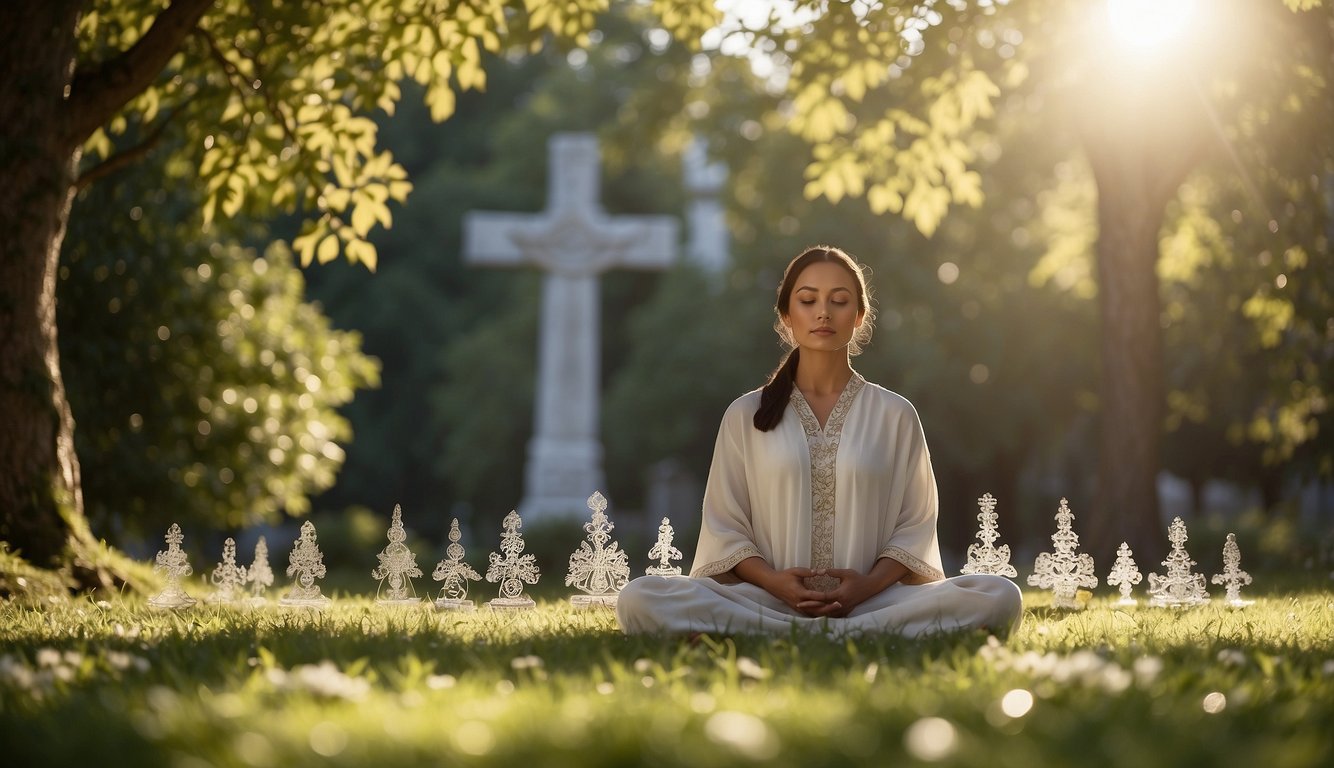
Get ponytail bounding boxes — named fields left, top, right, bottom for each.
left=753, top=348, right=800, bottom=431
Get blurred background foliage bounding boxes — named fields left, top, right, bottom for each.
left=56, top=2, right=1331, bottom=574
left=60, top=148, right=380, bottom=543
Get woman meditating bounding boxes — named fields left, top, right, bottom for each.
left=616, top=245, right=1023, bottom=637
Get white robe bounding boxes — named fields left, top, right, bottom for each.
left=617, top=374, right=1022, bottom=636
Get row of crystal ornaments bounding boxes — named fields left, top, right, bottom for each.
left=146, top=492, right=681, bottom=611
left=962, top=493, right=1254, bottom=610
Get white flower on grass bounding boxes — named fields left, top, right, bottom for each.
left=689, top=692, right=716, bottom=713
left=1216, top=649, right=1246, bottom=667
left=704, top=711, right=779, bottom=760
left=308, top=720, right=349, bottom=757
left=904, top=717, right=958, bottom=762
left=735, top=656, right=770, bottom=680
left=104, top=650, right=150, bottom=673
left=35, top=648, right=61, bottom=668
left=1099, top=666, right=1133, bottom=694
left=454, top=721, right=495, bottom=756
left=426, top=674, right=456, bottom=690
left=999, top=689, right=1034, bottom=718
left=1132, top=656, right=1164, bottom=686
left=980, top=645, right=1161, bottom=694
left=270, top=661, right=369, bottom=702
left=510, top=655, right=544, bottom=671
left=1202, top=691, right=1227, bottom=714
left=0, top=655, right=36, bottom=692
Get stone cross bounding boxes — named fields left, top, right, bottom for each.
left=463, top=133, right=679, bottom=520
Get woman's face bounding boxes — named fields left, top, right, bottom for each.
left=781, top=261, right=865, bottom=354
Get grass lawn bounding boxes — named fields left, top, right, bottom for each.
left=1, top=582, right=1331, bottom=768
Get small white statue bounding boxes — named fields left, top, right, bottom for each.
left=245, top=536, right=274, bottom=604
left=1211, top=532, right=1253, bottom=607
left=1148, top=517, right=1209, bottom=607
left=372, top=504, right=423, bottom=605
left=645, top=517, right=683, bottom=577
left=485, top=510, right=540, bottom=610
left=1106, top=541, right=1143, bottom=606
left=566, top=491, right=630, bottom=608
left=961, top=492, right=1017, bottom=578
left=1027, top=498, right=1098, bottom=610
left=147, top=523, right=197, bottom=610
left=206, top=537, right=247, bottom=604
left=433, top=518, right=482, bottom=611
left=280, top=520, right=331, bottom=607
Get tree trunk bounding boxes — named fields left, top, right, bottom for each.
left=1, top=1, right=214, bottom=588
left=1075, top=50, right=1210, bottom=566
left=0, top=2, right=90, bottom=572
left=1087, top=173, right=1169, bottom=564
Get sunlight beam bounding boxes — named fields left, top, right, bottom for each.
left=1106, top=0, right=1198, bottom=51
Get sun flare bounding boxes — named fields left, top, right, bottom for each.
left=1106, top=0, right=1198, bottom=49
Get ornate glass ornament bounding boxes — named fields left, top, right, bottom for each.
left=280, top=520, right=331, bottom=607
left=566, top=491, right=630, bottom=608
left=147, top=523, right=196, bottom=610
left=485, top=510, right=540, bottom=610
left=206, top=537, right=247, bottom=604
left=1211, top=533, right=1254, bottom=608
left=1027, top=498, right=1098, bottom=610
left=1106, top=541, right=1143, bottom=607
left=372, top=504, right=423, bottom=605
left=645, top=517, right=683, bottom=577
left=433, top=518, right=482, bottom=611
left=961, top=492, right=1017, bottom=578
left=1147, top=517, right=1209, bottom=607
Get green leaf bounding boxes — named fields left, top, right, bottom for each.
left=316, top=234, right=340, bottom=264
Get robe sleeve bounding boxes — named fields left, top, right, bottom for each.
left=877, top=401, right=946, bottom=584
left=690, top=396, right=764, bottom=582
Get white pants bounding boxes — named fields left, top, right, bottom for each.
left=616, top=574, right=1023, bottom=638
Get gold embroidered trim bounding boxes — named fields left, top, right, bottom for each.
left=692, top=546, right=764, bottom=580
left=881, top=545, right=945, bottom=584
left=791, top=373, right=866, bottom=576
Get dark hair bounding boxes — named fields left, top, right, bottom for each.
left=753, top=245, right=874, bottom=431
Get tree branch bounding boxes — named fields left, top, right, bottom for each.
left=63, top=0, right=216, bottom=148
left=74, top=102, right=184, bottom=191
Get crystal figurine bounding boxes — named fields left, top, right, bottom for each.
left=961, top=492, right=1017, bottom=578
left=372, top=504, right=423, bottom=605
left=433, top=518, right=482, bottom=611
left=147, top=523, right=197, bottom=610
left=1106, top=541, right=1143, bottom=606
left=1147, top=517, right=1209, bottom=607
left=280, top=520, right=331, bottom=607
left=206, top=537, right=247, bottom=604
left=245, top=536, right=274, bottom=604
left=1027, top=498, right=1098, bottom=610
left=566, top=491, right=630, bottom=608
left=645, top=517, right=683, bottom=576
left=1211, top=533, right=1253, bottom=608
left=485, top=510, right=540, bottom=610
